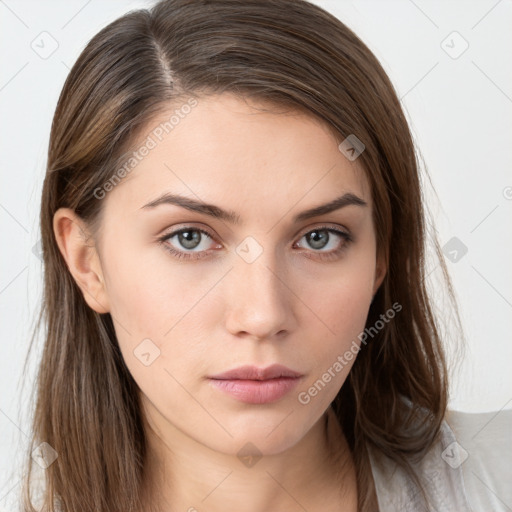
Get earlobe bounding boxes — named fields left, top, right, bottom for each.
left=53, top=208, right=110, bottom=314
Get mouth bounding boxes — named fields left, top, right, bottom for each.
left=208, top=364, right=304, bottom=404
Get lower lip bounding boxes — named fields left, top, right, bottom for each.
left=208, top=377, right=302, bottom=404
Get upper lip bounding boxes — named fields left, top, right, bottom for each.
left=209, top=364, right=303, bottom=381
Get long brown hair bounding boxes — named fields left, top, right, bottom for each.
left=19, top=1, right=463, bottom=510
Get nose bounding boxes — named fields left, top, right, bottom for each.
left=223, top=251, right=297, bottom=342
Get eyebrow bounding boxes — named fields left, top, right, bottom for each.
left=140, top=191, right=367, bottom=224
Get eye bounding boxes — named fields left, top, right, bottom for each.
left=293, top=225, right=353, bottom=260
left=157, top=224, right=353, bottom=261
left=157, top=227, right=220, bottom=260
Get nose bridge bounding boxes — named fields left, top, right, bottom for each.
left=224, top=243, right=293, bottom=339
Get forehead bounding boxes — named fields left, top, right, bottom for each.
left=105, top=94, right=370, bottom=215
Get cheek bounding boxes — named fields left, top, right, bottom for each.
left=303, top=250, right=375, bottom=338
left=303, top=283, right=371, bottom=385
left=320, top=277, right=373, bottom=340
left=101, top=233, right=212, bottom=335
left=101, top=224, right=375, bottom=378
left=297, top=250, right=375, bottom=379
left=100, top=240, right=222, bottom=383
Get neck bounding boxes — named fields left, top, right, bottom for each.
left=141, top=406, right=357, bottom=512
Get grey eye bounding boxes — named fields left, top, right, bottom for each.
left=304, top=230, right=330, bottom=250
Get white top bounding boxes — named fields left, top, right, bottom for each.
left=9, top=409, right=512, bottom=512
left=369, top=408, right=512, bottom=511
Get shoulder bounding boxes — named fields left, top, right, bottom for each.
left=445, top=407, right=512, bottom=512
left=368, top=406, right=512, bottom=512
left=368, top=411, right=473, bottom=512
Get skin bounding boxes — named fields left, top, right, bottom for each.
left=54, top=94, right=386, bottom=511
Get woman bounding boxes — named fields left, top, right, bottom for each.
left=20, top=0, right=479, bottom=511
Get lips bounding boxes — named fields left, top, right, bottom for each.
left=208, top=364, right=304, bottom=404
left=209, top=364, right=303, bottom=381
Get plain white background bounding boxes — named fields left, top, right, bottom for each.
left=1, top=0, right=511, bottom=509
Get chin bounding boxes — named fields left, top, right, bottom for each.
left=198, top=410, right=316, bottom=457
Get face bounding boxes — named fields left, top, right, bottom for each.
left=61, top=93, right=385, bottom=457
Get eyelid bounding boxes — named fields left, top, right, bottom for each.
left=157, top=222, right=353, bottom=257
left=157, top=223, right=217, bottom=240
left=295, top=222, right=351, bottom=239
left=159, top=221, right=351, bottom=241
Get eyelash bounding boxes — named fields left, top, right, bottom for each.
left=157, top=225, right=353, bottom=262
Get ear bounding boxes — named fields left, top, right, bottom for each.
left=53, top=207, right=110, bottom=314
left=372, top=249, right=387, bottom=297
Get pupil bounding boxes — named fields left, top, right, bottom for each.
left=179, top=230, right=200, bottom=249
left=308, top=230, right=328, bottom=249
